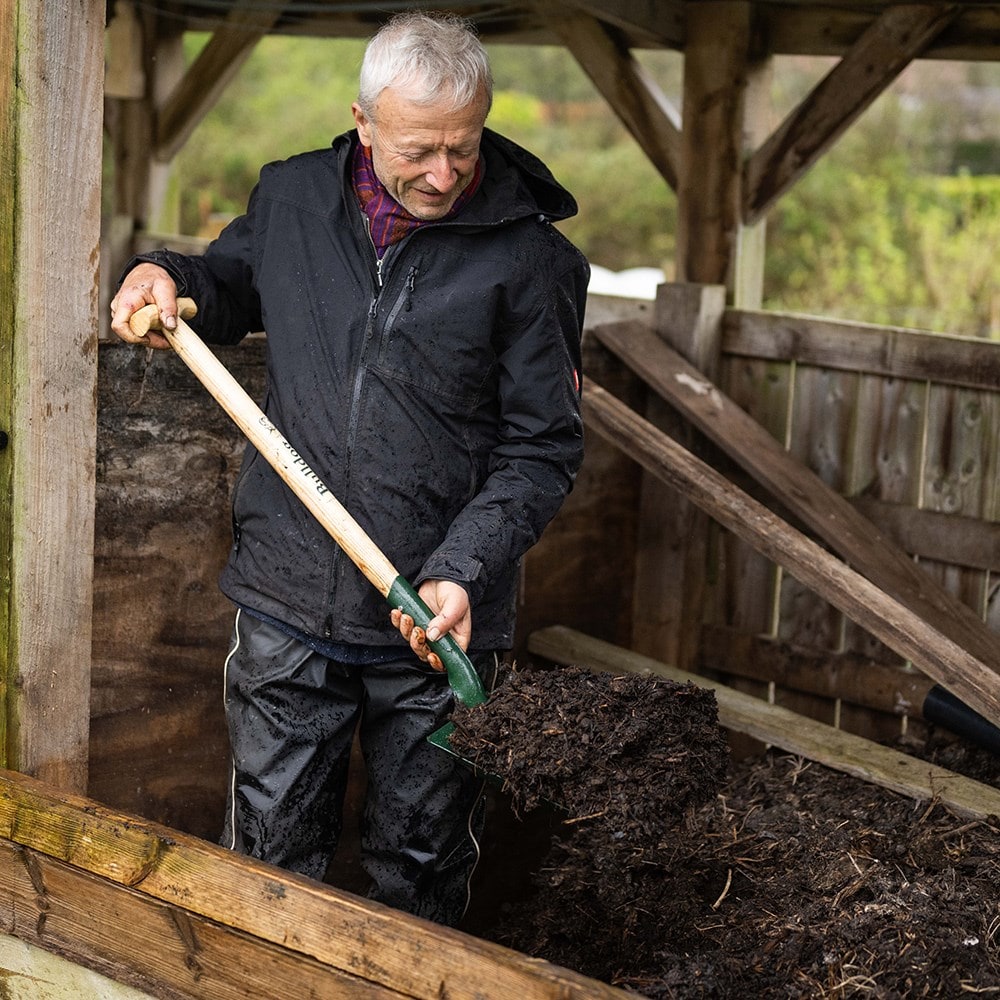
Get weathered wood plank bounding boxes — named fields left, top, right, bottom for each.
left=0, top=0, right=15, bottom=780
left=699, top=624, right=935, bottom=717
left=528, top=626, right=1000, bottom=821
left=778, top=364, right=858, bottom=653
left=0, top=769, right=632, bottom=1000
left=630, top=285, right=726, bottom=665
left=552, top=12, right=681, bottom=189
left=714, top=355, right=792, bottom=635
left=744, top=4, right=959, bottom=222
left=0, top=841, right=394, bottom=1000
left=1, top=0, right=104, bottom=789
left=723, top=309, right=1000, bottom=391
left=593, top=321, right=1000, bottom=687
left=763, top=4, right=1000, bottom=60
left=920, top=383, right=1000, bottom=628
left=552, top=0, right=685, bottom=49
left=851, top=496, right=1000, bottom=573
left=581, top=381, right=1000, bottom=723
left=838, top=373, right=926, bottom=661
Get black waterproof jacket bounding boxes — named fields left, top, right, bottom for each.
left=134, top=128, right=587, bottom=650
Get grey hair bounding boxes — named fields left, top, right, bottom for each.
left=357, top=11, right=493, bottom=120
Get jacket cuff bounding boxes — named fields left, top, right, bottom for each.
left=414, top=554, right=487, bottom=606
left=118, top=252, right=190, bottom=296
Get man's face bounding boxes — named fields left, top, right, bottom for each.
left=352, top=86, right=488, bottom=220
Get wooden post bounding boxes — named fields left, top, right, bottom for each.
left=676, top=2, right=750, bottom=289
left=629, top=284, right=725, bottom=667
left=0, top=2, right=104, bottom=790
left=733, top=54, right=773, bottom=310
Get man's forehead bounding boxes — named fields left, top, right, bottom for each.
left=376, top=86, right=487, bottom=125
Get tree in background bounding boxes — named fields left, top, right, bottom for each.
left=171, top=36, right=1000, bottom=338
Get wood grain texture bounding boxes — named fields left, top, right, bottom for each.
left=552, top=12, right=681, bottom=189
left=3, top=0, right=104, bottom=789
left=581, top=381, right=1000, bottom=723
left=593, top=320, right=1000, bottom=691
left=724, top=309, right=1000, bottom=391
left=0, top=768, right=632, bottom=1000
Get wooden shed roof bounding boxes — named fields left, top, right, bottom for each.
left=136, top=1, right=1000, bottom=59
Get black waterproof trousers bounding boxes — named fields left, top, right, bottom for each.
left=220, top=610, right=496, bottom=926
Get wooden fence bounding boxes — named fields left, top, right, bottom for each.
left=559, top=285, right=1000, bottom=748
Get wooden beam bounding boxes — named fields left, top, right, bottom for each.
left=155, top=2, right=283, bottom=161
left=551, top=0, right=684, bottom=48
left=528, top=626, right=1000, bottom=821
left=0, top=844, right=398, bottom=999
left=744, top=4, right=960, bottom=224
left=723, top=308, right=1000, bottom=393
left=850, top=496, right=1000, bottom=574
left=551, top=11, right=681, bottom=190
left=593, top=319, right=1000, bottom=686
left=581, top=381, right=1000, bottom=724
left=0, top=769, right=632, bottom=1000
left=629, top=285, right=725, bottom=666
left=676, top=2, right=749, bottom=286
left=2, top=1, right=103, bottom=790
left=698, top=623, right=936, bottom=717
left=762, top=4, right=1000, bottom=61
left=0, top=0, right=15, bottom=783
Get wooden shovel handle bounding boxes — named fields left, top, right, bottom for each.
left=129, top=296, right=199, bottom=337
left=128, top=301, right=487, bottom=707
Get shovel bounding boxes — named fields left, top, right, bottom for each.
left=128, top=298, right=487, bottom=752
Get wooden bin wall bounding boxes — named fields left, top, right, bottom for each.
left=90, top=293, right=1000, bottom=840
left=699, top=308, right=1000, bottom=742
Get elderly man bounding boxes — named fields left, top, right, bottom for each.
left=111, top=11, right=586, bottom=926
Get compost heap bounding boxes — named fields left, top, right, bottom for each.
left=452, top=663, right=1000, bottom=999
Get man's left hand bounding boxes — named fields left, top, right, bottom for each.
left=390, top=580, right=471, bottom=671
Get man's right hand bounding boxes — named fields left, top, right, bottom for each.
left=110, top=263, right=179, bottom=350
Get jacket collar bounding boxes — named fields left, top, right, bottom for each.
left=332, top=128, right=578, bottom=229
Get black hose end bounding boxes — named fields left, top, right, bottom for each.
left=923, top=684, right=1000, bottom=758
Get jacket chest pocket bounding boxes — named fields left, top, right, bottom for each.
left=375, top=271, right=498, bottom=408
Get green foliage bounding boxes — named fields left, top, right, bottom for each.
left=166, top=36, right=1000, bottom=337
left=765, top=117, right=1000, bottom=337
left=548, top=138, right=675, bottom=271
left=175, top=34, right=365, bottom=231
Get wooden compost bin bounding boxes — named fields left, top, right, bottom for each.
left=0, top=768, right=630, bottom=999
left=88, top=284, right=1000, bottom=848
left=81, top=285, right=1000, bottom=996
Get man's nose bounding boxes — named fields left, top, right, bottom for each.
left=426, top=151, right=458, bottom=192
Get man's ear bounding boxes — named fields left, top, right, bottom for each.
left=352, top=102, right=373, bottom=147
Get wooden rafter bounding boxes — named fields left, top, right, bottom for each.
left=155, top=2, right=285, bottom=162
left=551, top=11, right=681, bottom=191
left=554, top=0, right=684, bottom=48
left=743, top=3, right=960, bottom=224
